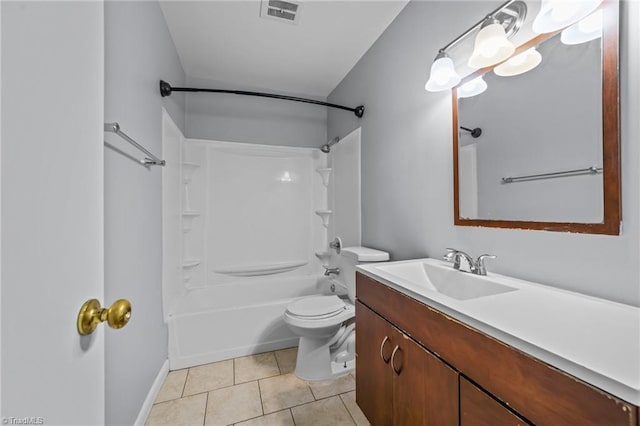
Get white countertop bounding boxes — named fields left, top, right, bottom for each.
left=357, top=258, right=640, bottom=405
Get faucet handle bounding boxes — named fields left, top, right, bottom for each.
left=475, top=254, right=497, bottom=276
left=443, top=248, right=458, bottom=262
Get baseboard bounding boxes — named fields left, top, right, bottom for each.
left=134, top=359, right=169, bottom=426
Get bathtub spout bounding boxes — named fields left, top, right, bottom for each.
left=323, top=266, right=340, bottom=276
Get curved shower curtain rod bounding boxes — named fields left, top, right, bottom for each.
left=159, top=80, right=365, bottom=118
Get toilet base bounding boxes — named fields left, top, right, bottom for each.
left=293, top=330, right=356, bottom=381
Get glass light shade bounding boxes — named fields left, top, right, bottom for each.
left=532, top=0, right=603, bottom=34
left=457, top=76, right=488, bottom=98
left=561, top=9, right=603, bottom=45
left=494, top=47, right=542, bottom=77
left=468, top=23, right=516, bottom=69
left=425, top=55, right=461, bottom=92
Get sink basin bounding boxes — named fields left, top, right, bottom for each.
left=374, top=261, right=517, bottom=301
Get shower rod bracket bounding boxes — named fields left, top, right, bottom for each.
left=159, top=80, right=364, bottom=118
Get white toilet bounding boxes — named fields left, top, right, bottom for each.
left=283, top=246, right=389, bottom=381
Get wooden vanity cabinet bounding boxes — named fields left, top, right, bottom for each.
left=355, top=301, right=459, bottom=426
left=355, top=272, right=639, bottom=426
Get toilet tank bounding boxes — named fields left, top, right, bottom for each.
left=338, top=246, right=389, bottom=302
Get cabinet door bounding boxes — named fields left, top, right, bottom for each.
left=391, top=330, right=459, bottom=426
left=460, top=377, right=531, bottom=426
left=424, top=344, right=459, bottom=425
left=391, top=329, right=425, bottom=425
left=356, top=301, right=393, bottom=425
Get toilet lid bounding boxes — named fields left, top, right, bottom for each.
left=286, top=295, right=346, bottom=318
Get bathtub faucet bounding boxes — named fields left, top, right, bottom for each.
left=323, top=266, right=340, bottom=276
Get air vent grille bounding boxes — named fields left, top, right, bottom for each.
left=261, top=0, right=302, bottom=24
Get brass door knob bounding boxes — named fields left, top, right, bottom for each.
left=77, top=298, right=132, bottom=336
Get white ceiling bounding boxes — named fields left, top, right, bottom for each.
left=160, top=1, right=409, bottom=98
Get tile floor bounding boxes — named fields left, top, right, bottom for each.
left=147, top=347, right=370, bottom=426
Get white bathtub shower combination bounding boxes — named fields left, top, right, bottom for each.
left=162, top=112, right=345, bottom=369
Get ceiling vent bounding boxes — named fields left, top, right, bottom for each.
left=260, top=0, right=302, bottom=24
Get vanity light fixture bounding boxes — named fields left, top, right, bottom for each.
left=468, top=19, right=516, bottom=69
left=494, top=47, right=543, bottom=77
left=560, top=8, right=603, bottom=45
left=424, top=1, right=527, bottom=92
left=425, top=51, right=462, bottom=92
left=457, top=76, right=488, bottom=98
left=532, top=0, right=603, bottom=34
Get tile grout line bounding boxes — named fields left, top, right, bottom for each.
left=309, top=384, right=319, bottom=401
left=339, top=393, right=359, bottom=426
left=230, top=408, right=292, bottom=426
left=156, top=371, right=354, bottom=408
left=181, top=368, right=190, bottom=398
left=156, top=378, right=246, bottom=406
left=202, top=391, right=209, bottom=426
left=257, top=378, right=265, bottom=417
left=289, top=408, right=297, bottom=426
left=259, top=390, right=358, bottom=418
left=274, top=350, right=283, bottom=375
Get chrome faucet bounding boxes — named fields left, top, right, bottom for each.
left=453, top=251, right=476, bottom=273
left=323, top=265, right=340, bottom=276
left=443, top=248, right=496, bottom=276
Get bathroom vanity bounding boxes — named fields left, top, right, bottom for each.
left=354, top=261, right=639, bottom=425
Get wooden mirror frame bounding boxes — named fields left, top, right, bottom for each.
left=453, top=0, right=620, bottom=235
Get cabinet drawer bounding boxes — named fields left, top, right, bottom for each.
left=356, top=272, right=638, bottom=425
left=460, top=377, right=530, bottom=426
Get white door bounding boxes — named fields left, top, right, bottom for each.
left=1, top=2, right=106, bottom=424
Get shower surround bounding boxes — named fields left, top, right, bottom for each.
left=162, top=111, right=339, bottom=369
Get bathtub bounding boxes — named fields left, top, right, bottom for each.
left=167, top=275, right=332, bottom=370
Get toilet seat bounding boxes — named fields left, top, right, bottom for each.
left=284, top=296, right=355, bottom=330
left=286, top=295, right=346, bottom=319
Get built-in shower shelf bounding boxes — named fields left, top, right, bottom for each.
left=316, top=168, right=332, bottom=187
left=182, top=211, right=201, bottom=217
left=315, top=210, right=333, bottom=228
left=184, top=282, right=207, bottom=291
left=315, top=251, right=332, bottom=260
left=183, top=162, right=201, bottom=184
left=182, top=259, right=201, bottom=268
left=212, top=260, right=307, bottom=277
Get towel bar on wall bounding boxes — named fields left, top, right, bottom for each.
left=104, top=122, right=165, bottom=167
left=501, top=166, right=603, bottom=184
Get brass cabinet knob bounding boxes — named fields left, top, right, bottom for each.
left=77, top=298, right=132, bottom=336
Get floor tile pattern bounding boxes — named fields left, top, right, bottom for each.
left=147, top=348, right=369, bottom=426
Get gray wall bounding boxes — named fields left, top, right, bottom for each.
left=104, top=1, right=185, bottom=424
left=328, top=0, right=640, bottom=306
left=185, top=76, right=327, bottom=148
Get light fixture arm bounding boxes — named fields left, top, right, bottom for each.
left=439, top=0, right=515, bottom=53
left=433, top=49, right=446, bottom=61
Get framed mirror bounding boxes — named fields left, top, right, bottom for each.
left=452, top=0, right=620, bottom=235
